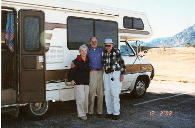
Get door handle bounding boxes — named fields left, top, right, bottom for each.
left=40, top=64, right=44, bottom=69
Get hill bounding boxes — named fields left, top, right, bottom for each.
left=142, top=24, right=195, bottom=47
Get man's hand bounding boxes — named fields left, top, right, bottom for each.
left=71, top=62, right=76, bottom=68
left=71, top=80, right=76, bottom=86
left=120, top=74, right=124, bottom=82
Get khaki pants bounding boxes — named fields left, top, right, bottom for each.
left=88, top=70, right=104, bottom=114
left=74, top=85, right=89, bottom=117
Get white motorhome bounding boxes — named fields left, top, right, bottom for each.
left=1, top=0, right=154, bottom=117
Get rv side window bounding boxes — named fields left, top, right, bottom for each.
left=24, top=16, right=40, bottom=51
left=123, top=17, right=144, bottom=30
left=67, top=17, right=93, bottom=49
left=123, top=16, right=133, bottom=29
left=67, top=16, right=118, bottom=50
left=95, top=20, right=118, bottom=48
left=133, top=18, right=144, bottom=30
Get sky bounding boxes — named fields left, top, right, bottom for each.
left=75, top=0, right=195, bottom=41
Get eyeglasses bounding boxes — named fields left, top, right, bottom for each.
left=105, top=45, right=112, bottom=47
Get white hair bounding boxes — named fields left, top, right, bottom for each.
left=79, top=44, right=88, bottom=52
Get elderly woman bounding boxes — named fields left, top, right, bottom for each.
left=69, top=44, right=90, bottom=120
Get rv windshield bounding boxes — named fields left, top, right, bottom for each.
left=120, top=42, right=135, bottom=56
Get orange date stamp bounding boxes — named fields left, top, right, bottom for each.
left=150, top=110, right=173, bottom=117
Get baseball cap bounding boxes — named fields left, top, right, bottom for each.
left=104, top=38, right=113, bottom=44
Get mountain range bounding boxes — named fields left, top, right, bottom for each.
left=141, top=24, right=195, bottom=47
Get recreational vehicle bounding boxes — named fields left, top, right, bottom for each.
left=1, top=0, right=154, bottom=117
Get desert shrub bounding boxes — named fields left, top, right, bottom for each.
left=185, top=43, right=191, bottom=47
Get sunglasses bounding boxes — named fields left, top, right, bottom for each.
left=105, top=45, right=112, bottom=47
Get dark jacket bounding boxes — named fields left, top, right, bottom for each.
left=69, top=55, right=90, bottom=85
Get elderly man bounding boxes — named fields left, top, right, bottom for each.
left=102, top=38, right=126, bottom=120
left=71, top=37, right=104, bottom=117
left=88, top=37, right=104, bottom=117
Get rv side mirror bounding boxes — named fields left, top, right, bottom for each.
left=144, top=50, right=148, bottom=54
left=139, top=49, right=148, bottom=57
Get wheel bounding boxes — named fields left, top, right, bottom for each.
left=132, top=79, right=147, bottom=98
left=27, top=101, right=49, bottom=118
left=29, top=101, right=49, bottom=116
left=149, top=64, right=154, bottom=80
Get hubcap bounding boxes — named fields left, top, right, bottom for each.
left=30, top=102, right=48, bottom=116
left=136, top=81, right=146, bottom=96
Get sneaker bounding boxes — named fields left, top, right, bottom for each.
left=112, top=115, right=119, bottom=120
left=79, top=116, right=87, bottom=120
left=105, top=114, right=113, bottom=119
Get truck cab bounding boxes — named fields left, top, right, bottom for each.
left=120, top=41, right=154, bottom=97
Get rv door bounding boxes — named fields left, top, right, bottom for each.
left=19, top=10, right=45, bottom=103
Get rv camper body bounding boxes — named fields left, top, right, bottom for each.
left=1, top=0, right=153, bottom=117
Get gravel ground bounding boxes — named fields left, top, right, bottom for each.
left=2, top=81, right=195, bottom=128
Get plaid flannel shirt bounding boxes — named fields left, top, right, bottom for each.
left=102, top=48, right=126, bottom=74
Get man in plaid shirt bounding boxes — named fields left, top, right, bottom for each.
left=102, top=38, right=126, bottom=120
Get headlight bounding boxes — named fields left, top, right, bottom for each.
left=141, top=64, right=152, bottom=72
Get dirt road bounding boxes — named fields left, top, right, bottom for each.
left=2, top=80, right=195, bottom=128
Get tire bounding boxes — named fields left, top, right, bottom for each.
left=150, top=64, right=154, bottom=80
left=26, top=101, right=49, bottom=119
left=132, top=78, right=147, bottom=98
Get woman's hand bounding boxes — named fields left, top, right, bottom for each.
left=71, top=80, right=76, bottom=86
left=71, top=62, right=76, bottom=68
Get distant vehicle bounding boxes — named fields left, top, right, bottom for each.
left=1, top=0, right=154, bottom=117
